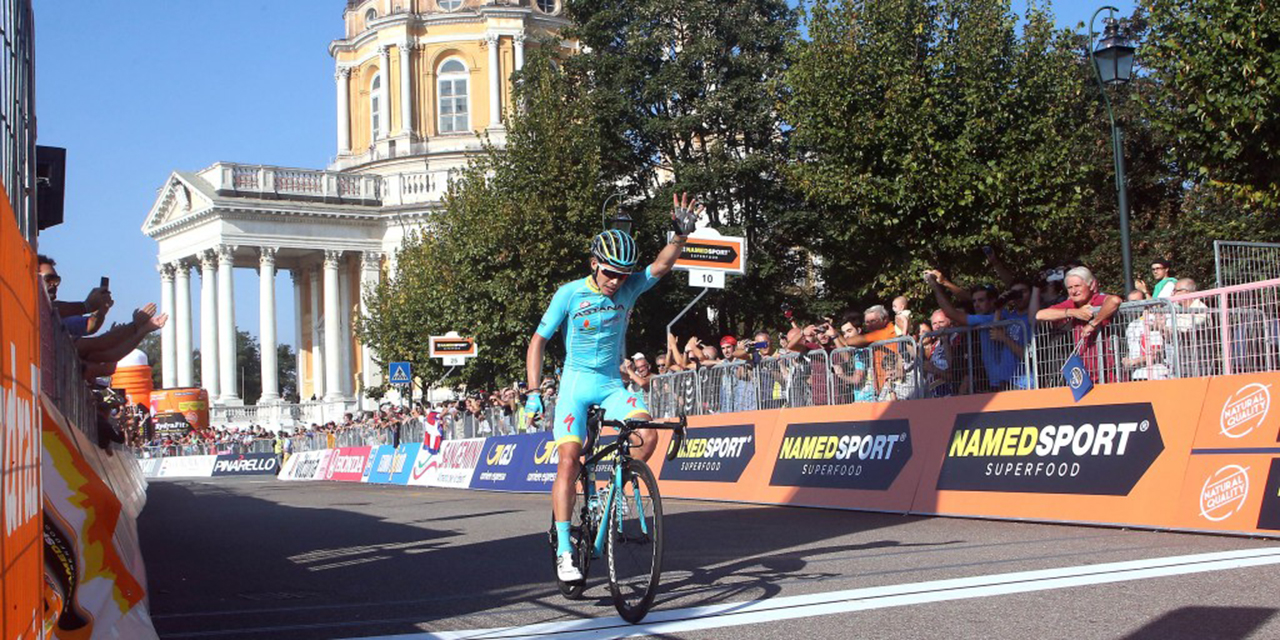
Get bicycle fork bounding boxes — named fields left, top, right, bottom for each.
left=591, top=464, right=650, bottom=556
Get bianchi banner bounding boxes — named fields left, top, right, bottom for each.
left=769, top=420, right=912, bottom=490
left=661, top=424, right=755, bottom=483
left=936, top=403, right=1164, bottom=495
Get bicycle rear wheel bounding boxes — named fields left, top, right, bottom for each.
left=606, top=459, right=663, bottom=623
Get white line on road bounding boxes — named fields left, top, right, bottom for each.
left=341, top=547, right=1280, bottom=640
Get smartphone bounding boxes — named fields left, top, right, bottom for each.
left=100, top=276, right=110, bottom=290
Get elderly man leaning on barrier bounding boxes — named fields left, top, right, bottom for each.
left=1035, top=266, right=1123, bottom=383
left=927, top=272, right=1038, bottom=391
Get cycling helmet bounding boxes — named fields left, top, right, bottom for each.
left=590, top=229, right=638, bottom=273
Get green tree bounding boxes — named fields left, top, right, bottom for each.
left=359, top=50, right=610, bottom=389
left=563, top=0, right=807, bottom=338
left=1142, top=0, right=1280, bottom=210
left=785, top=0, right=1109, bottom=305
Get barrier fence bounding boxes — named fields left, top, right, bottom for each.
left=646, top=280, right=1280, bottom=417
left=1215, top=240, right=1280, bottom=288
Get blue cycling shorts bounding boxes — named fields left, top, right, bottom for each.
left=552, top=369, right=649, bottom=448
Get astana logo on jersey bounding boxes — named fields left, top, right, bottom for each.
left=575, top=302, right=626, bottom=332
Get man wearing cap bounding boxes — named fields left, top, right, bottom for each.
left=621, top=352, right=652, bottom=392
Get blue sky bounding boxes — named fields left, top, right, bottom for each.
left=33, top=0, right=1135, bottom=355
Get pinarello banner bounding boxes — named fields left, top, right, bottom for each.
left=0, top=193, right=42, bottom=640
left=42, top=396, right=159, bottom=639
left=326, top=447, right=372, bottom=482
left=211, top=453, right=279, bottom=476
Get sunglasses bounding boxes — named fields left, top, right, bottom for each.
left=601, top=268, right=630, bottom=280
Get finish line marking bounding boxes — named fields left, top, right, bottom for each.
left=341, top=547, right=1280, bottom=640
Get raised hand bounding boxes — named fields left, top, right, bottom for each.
left=670, top=192, right=702, bottom=237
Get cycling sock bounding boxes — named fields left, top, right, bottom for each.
left=555, top=521, right=573, bottom=555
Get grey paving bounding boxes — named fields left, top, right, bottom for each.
left=139, top=477, right=1280, bottom=640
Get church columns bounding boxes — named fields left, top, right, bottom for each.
left=159, top=263, right=177, bottom=389
left=292, top=270, right=305, bottom=403
left=360, top=251, right=381, bottom=402
left=398, top=42, right=414, bottom=137
left=216, top=245, right=240, bottom=404
left=335, top=67, right=352, bottom=153
left=323, top=250, right=344, bottom=402
left=309, top=264, right=326, bottom=401
left=199, top=251, right=220, bottom=400
left=378, top=45, right=392, bottom=140
left=258, top=248, right=280, bottom=403
left=514, top=34, right=525, bottom=72
left=486, top=34, right=501, bottom=127
left=174, top=261, right=194, bottom=387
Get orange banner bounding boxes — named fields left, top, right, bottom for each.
left=649, top=374, right=1280, bottom=539
left=1, top=186, right=43, bottom=640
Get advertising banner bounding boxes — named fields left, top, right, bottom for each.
left=661, top=424, right=756, bottom=483
left=0, top=194, right=42, bottom=640
left=770, top=419, right=911, bottom=491
left=413, top=438, right=484, bottom=489
left=211, top=453, right=279, bottom=476
left=326, top=447, right=372, bottom=482
left=470, top=434, right=535, bottom=491
left=42, top=397, right=158, bottom=639
left=365, top=446, right=397, bottom=484
left=388, top=444, right=421, bottom=485
left=281, top=450, right=331, bottom=482
left=157, top=455, right=218, bottom=478
left=1193, top=372, right=1279, bottom=450
left=139, top=457, right=164, bottom=478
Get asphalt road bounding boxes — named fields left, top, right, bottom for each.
left=140, top=477, right=1280, bottom=640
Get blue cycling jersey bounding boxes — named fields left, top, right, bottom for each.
left=536, top=266, right=662, bottom=375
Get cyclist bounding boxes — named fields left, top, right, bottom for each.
left=526, top=192, right=701, bottom=583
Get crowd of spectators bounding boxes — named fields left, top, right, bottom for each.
left=39, top=254, right=168, bottom=448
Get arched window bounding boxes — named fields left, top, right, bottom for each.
left=370, top=73, right=383, bottom=139
left=536, top=0, right=558, bottom=14
left=438, top=0, right=462, bottom=10
left=364, top=8, right=377, bottom=24
left=437, top=59, right=469, bottom=134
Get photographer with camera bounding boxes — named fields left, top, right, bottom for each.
left=927, top=269, right=1039, bottom=392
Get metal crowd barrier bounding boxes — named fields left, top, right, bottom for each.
left=646, top=280, right=1280, bottom=415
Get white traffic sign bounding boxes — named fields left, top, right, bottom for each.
left=443, top=356, right=466, bottom=367
left=688, top=269, right=725, bottom=289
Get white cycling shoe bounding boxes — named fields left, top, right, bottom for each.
left=557, top=552, right=583, bottom=582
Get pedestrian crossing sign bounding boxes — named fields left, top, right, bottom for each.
left=389, top=362, right=412, bottom=385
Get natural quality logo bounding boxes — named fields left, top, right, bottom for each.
left=1200, top=464, right=1251, bottom=522
left=1220, top=383, right=1271, bottom=439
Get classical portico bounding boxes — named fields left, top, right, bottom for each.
left=143, top=1, right=570, bottom=426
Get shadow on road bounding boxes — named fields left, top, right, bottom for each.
left=140, top=480, right=925, bottom=639
left=1122, top=606, right=1278, bottom=640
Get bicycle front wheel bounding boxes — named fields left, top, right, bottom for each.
left=606, top=459, right=663, bottom=623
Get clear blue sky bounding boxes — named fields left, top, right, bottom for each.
left=32, top=0, right=1135, bottom=354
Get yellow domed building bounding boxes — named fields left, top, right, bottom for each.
left=142, top=1, right=569, bottom=424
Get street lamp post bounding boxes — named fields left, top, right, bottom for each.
left=1090, top=6, right=1137, bottom=293
left=601, top=191, right=632, bottom=234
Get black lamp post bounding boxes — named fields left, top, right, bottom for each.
left=601, top=191, right=632, bottom=235
left=1090, top=6, right=1137, bottom=293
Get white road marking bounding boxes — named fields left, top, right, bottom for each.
left=340, top=547, right=1280, bottom=640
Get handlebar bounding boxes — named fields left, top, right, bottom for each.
left=596, top=414, right=688, bottom=463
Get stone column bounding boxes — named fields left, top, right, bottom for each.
left=258, top=248, right=280, bottom=403
left=514, top=34, right=525, bottom=72
left=199, top=251, right=220, bottom=400
left=360, top=251, right=382, bottom=401
left=309, top=265, right=326, bottom=401
left=216, top=245, right=240, bottom=404
left=159, top=263, right=177, bottom=389
left=335, top=67, right=352, bottom=154
left=378, top=45, right=392, bottom=140
left=486, top=34, right=501, bottom=127
left=292, top=270, right=305, bottom=403
left=338, top=265, right=353, bottom=397
left=323, top=250, right=343, bottom=402
left=174, top=261, right=194, bottom=387
left=398, top=42, right=414, bottom=136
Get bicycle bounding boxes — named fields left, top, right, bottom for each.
left=549, top=406, right=688, bottom=623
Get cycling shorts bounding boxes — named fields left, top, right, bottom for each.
left=552, top=369, right=649, bottom=448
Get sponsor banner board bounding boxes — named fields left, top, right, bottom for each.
left=326, top=447, right=372, bottom=482
left=42, top=396, right=158, bottom=638
left=671, top=230, right=746, bottom=275
left=282, top=450, right=331, bottom=482
left=1178, top=454, right=1278, bottom=534
left=366, top=446, right=397, bottom=484
left=420, top=438, right=484, bottom=489
left=471, top=434, right=538, bottom=492
left=158, top=455, right=218, bottom=478
left=389, top=444, right=421, bottom=485
left=1, top=199, right=42, bottom=640
left=935, top=404, right=1163, bottom=495
left=429, top=335, right=477, bottom=358
left=140, top=457, right=164, bottom=478
left=661, top=424, right=756, bottom=483
left=1193, top=372, right=1279, bottom=449
left=770, top=420, right=910, bottom=490
left=212, top=453, right=279, bottom=476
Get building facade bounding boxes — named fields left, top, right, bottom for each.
left=142, top=0, right=569, bottom=418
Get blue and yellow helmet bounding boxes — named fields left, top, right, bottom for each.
left=591, top=229, right=638, bottom=273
